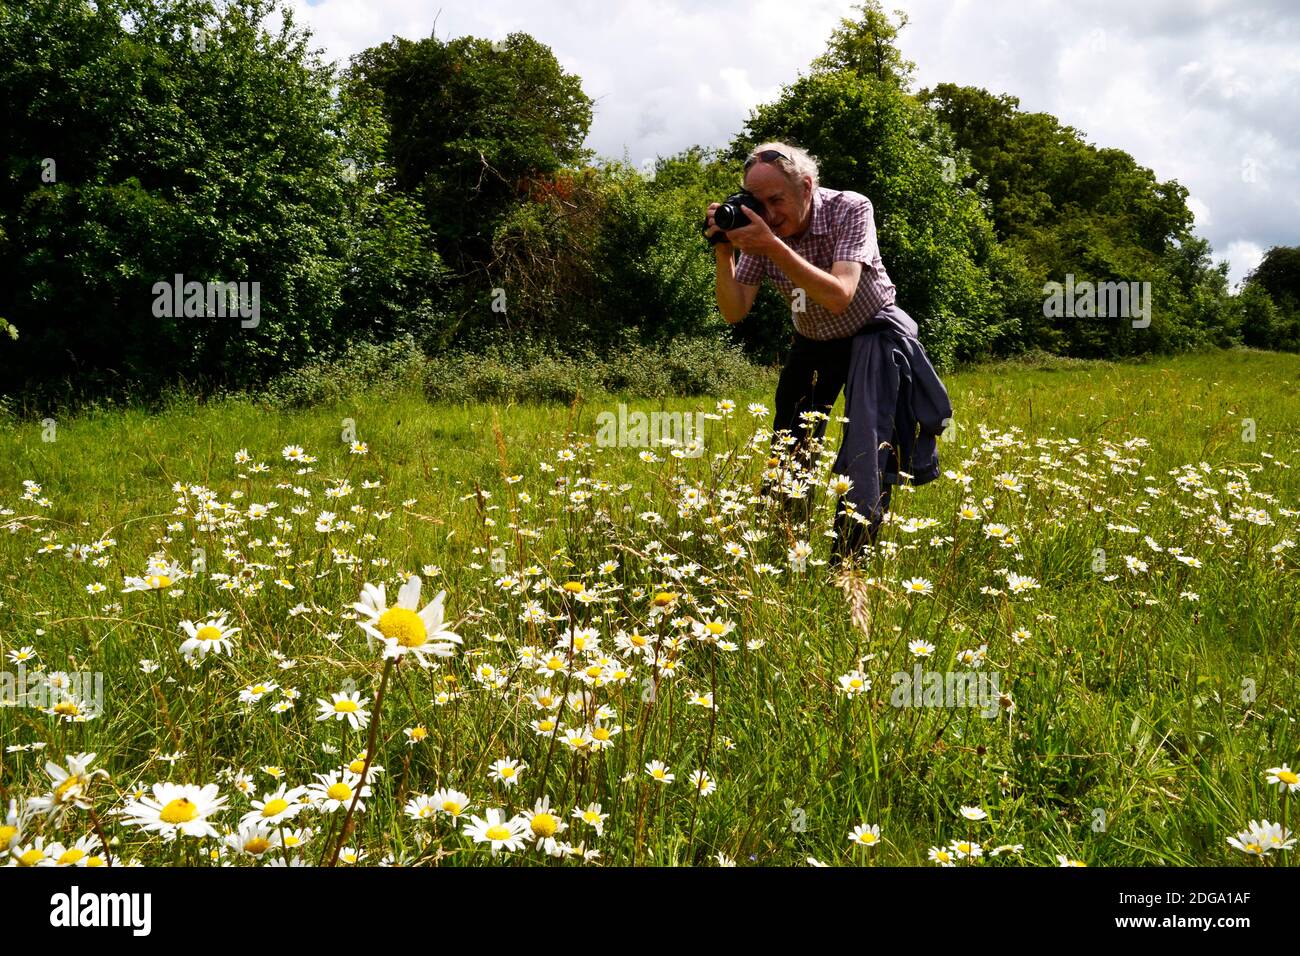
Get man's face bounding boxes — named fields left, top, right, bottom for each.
left=742, top=163, right=811, bottom=239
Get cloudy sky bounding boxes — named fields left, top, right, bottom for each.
left=290, top=0, right=1299, bottom=287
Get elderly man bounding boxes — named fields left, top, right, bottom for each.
left=706, top=142, right=951, bottom=564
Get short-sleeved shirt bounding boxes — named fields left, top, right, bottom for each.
left=734, top=186, right=897, bottom=340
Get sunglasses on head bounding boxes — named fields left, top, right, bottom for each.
left=744, top=149, right=790, bottom=170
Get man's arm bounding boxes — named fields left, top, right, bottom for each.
left=715, top=244, right=761, bottom=324
left=767, top=247, right=862, bottom=315
left=706, top=201, right=761, bottom=323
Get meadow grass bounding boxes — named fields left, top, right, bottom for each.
left=0, top=346, right=1297, bottom=866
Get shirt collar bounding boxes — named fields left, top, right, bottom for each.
left=812, top=188, right=831, bottom=236
left=792, top=187, right=829, bottom=242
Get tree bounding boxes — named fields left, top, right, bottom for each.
left=0, top=0, right=351, bottom=399
left=346, top=32, right=593, bottom=278
left=1240, top=246, right=1300, bottom=351
left=811, top=1, right=916, bottom=90
left=919, top=82, right=1230, bottom=357
left=1244, top=246, right=1300, bottom=312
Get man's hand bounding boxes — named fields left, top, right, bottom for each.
left=724, top=205, right=778, bottom=255
left=704, top=202, right=731, bottom=248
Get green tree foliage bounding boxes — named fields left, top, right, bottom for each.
left=334, top=68, right=450, bottom=351
left=811, top=1, right=917, bottom=89
left=1239, top=246, right=1300, bottom=351
left=919, top=82, right=1225, bottom=357
left=0, top=0, right=445, bottom=401
left=0, top=0, right=342, bottom=397
left=346, top=32, right=593, bottom=279
left=457, top=159, right=724, bottom=357
left=1245, top=246, right=1300, bottom=312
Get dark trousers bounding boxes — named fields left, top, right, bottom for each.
left=769, top=330, right=892, bottom=561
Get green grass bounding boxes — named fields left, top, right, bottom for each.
left=1, top=346, right=1297, bottom=867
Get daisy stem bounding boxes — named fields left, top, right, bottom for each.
left=865, top=692, right=880, bottom=783
left=1284, top=790, right=1290, bottom=867
left=328, top=658, right=393, bottom=867
left=88, top=806, right=114, bottom=867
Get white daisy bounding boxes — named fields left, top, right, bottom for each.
left=178, top=613, right=239, bottom=659
left=315, top=691, right=371, bottom=731
left=119, top=783, right=226, bottom=841
left=463, top=808, right=529, bottom=854
left=354, top=576, right=463, bottom=665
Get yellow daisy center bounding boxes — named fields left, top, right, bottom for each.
left=146, top=574, right=171, bottom=588
left=244, top=837, right=271, bottom=855
left=537, top=719, right=555, bottom=732
left=261, top=799, right=289, bottom=818
left=327, top=783, right=352, bottom=802
left=18, top=848, right=45, bottom=866
left=334, top=699, right=359, bottom=713
left=1279, top=770, right=1299, bottom=785
left=55, top=774, right=84, bottom=802
left=348, top=759, right=366, bottom=774
left=531, top=813, right=558, bottom=838
left=442, top=801, right=462, bottom=815
left=0, top=824, right=17, bottom=844
left=160, top=798, right=199, bottom=824
left=592, top=727, right=611, bottom=741
left=562, top=581, right=585, bottom=594
left=485, top=823, right=511, bottom=841
left=378, top=607, right=427, bottom=648
left=53, top=701, right=80, bottom=716
left=499, top=767, right=515, bottom=778
left=652, top=592, right=678, bottom=607
left=86, top=856, right=105, bottom=867
left=57, top=848, right=86, bottom=865
left=849, top=678, right=863, bottom=689
left=408, top=727, right=428, bottom=741
left=706, top=622, right=725, bottom=634
left=196, top=625, right=223, bottom=642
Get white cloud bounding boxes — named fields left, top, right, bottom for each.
left=1186, top=196, right=1211, bottom=228
left=1218, top=240, right=1266, bottom=288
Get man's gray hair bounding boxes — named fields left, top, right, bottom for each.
left=746, top=141, right=819, bottom=193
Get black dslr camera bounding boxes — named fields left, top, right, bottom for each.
left=702, top=190, right=766, bottom=245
